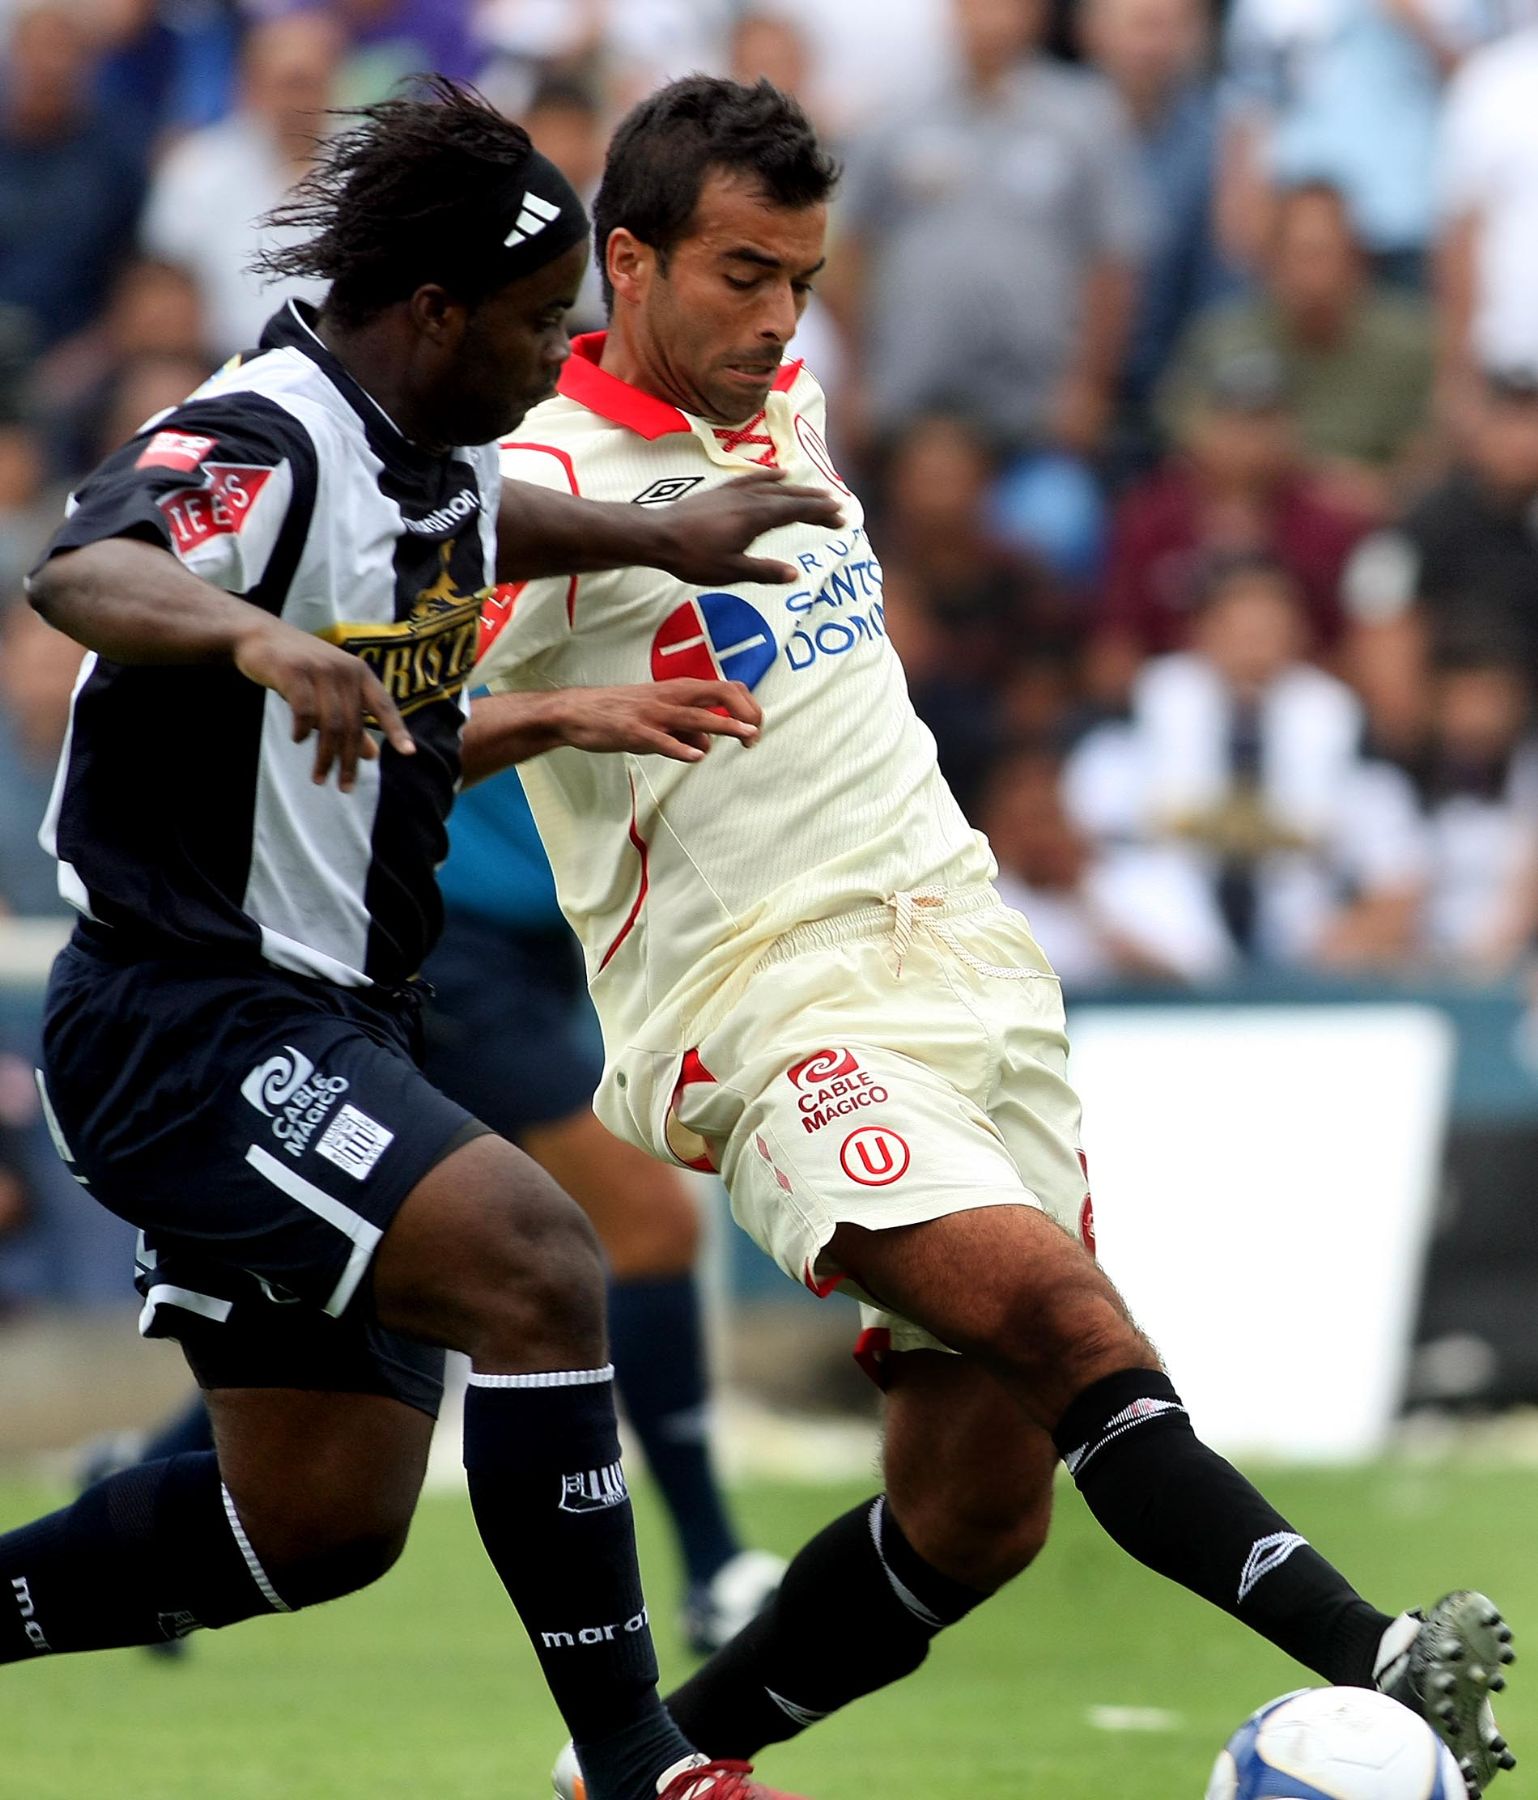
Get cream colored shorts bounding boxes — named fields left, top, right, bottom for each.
left=664, top=888, right=1092, bottom=1368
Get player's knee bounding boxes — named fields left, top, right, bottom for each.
left=456, top=1187, right=606, bottom=1359
left=889, top=1477, right=1050, bottom=1594
left=993, top=1274, right=1149, bottom=1390
left=275, top=1521, right=412, bottom=1609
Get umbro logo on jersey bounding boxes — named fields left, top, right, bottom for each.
left=632, top=475, right=704, bottom=506
left=504, top=189, right=562, bottom=247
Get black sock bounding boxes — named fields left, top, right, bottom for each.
left=462, top=1366, right=695, bottom=1800
left=0, top=1452, right=285, bottom=1661
left=1054, top=1370, right=1389, bottom=1684
left=609, top=1275, right=740, bottom=1587
left=668, top=1495, right=987, bottom=1758
left=141, top=1395, right=215, bottom=1462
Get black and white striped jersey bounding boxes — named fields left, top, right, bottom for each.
left=39, top=301, right=500, bottom=989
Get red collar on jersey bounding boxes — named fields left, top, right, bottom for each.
left=558, top=333, right=803, bottom=439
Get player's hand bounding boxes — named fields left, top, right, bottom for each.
left=654, top=470, right=843, bottom=586
left=232, top=616, right=415, bottom=791
left=554, top=679, right=762, bottom=762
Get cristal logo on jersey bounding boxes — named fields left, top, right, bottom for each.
left=788, top=1048, right=891, bottom=1136
left=839, top=1126, right=910, bottom=1186
left=651, top=592, right=776, bottom=691
left=323, top=542, right=485, bottom=717
left=158, top=463, right=274, bottom=557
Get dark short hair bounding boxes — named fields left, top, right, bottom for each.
left=592, top=75, right=839, bottom=309
left=1192, top=551, right=1303, bottom=613
left=254, top=77, right=541, bottom=328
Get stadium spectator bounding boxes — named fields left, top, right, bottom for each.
left=37, top=258, right=210, bottom=477
left=1409, top=640, right=1538, bottom=976
left=0, top=597, right=79, bottom=918
left=830, top=0, right=1149, bottom=577
left=1089, top=347, right=1373, bottom=705
left=1218, top=0, right=1475, bottom=286
left=0, top=0, right=148, bottom=350
left=91, top=0, right=242, bottom=155
left=1069, top=557, right=1426, bottom=970
left=140, top=10, right=345, bottom=356
left=1078, top=0, right=1235, bottom=458
left=1436, top=22, right=1538, bottom=410
left=1161, top=181, right=1435, bottom=517
left=1343, top=366, right=1538, bottom=755
left=984, top=741, right=1215, bottom=985
left=475, top=0, right=732, bottom=118
left=519, top=78, right=608, bottom=334
left=874, top=412, right=1079, bottom=813
left=749, top=0, right=957, bottom=133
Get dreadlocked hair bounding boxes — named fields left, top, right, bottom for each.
left=254, top=76, right=536, bottom=329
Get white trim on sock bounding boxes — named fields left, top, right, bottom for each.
left=221, top=1484, right=291, bottom=1614
left=467, top=1365, right=615, bottom=1388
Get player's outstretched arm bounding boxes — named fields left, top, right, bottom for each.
left=496, top=468, right=843, bottom=586
left=461, top=679, right=763, bottom=784
left=28, top=537, right=414, bottom=791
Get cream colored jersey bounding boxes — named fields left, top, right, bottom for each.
left=474, top=333, right=994, bottom=1153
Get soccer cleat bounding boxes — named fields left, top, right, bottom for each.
left=1374, top=1591, right=1517, bottom=1794
left=551, top=1747, right=809, bottom=1800
left=681, top=1549, right=787, bottom=1655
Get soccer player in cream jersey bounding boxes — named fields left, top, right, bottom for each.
left=474, top=78, right=1517, bottom=1797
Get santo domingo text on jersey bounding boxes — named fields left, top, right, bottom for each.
left=39, top=301, right=500, bottom=989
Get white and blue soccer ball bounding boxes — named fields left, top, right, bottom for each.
left=1206, top=1686, right=1466, bottom=1799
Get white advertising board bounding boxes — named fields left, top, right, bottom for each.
left=1070, top=1006, right=1454, bottom=1462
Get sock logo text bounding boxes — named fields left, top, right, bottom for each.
left=12, top=1576, right=50, bottom=1653
left=558, top=1461, right=628, bottom=1513
left=541, top=1607, right=649, bottom=1648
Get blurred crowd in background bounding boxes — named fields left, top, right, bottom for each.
left=7, top=0, right=1538, bottom=1292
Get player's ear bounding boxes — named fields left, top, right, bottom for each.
left=606, top=228, right=654, bottom=306
left=408, top=284, right=468, bottom=345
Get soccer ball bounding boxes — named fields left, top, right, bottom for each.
left=1205, top=1686, right=1466, bottom=1799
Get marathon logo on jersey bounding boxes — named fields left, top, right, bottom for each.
left=136, top=429, right=217, bottom=473
left=651, top=592, right=777, bottom=692
left=323, top=543, right=484, bottom=717
left=158, top=463, right=275, bottom=557
left=240, top=1047, right=349, bottom=1160
left=401, top=488, right=480, bottom=536
left=787, top=1048, right=891, bottom=1136
left=558, top=1461, right=629, bottom=1514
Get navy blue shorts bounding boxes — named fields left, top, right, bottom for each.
left=421, top=912, right=602, bottom=1137
left=39, top=934, right=484, bottom=1417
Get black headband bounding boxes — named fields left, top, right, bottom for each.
left=490, top=149, right=590, bottom=281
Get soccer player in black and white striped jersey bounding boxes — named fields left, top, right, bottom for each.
left=1, top=79, right=840, bottom=1800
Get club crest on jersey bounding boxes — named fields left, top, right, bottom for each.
left=787, top=1049, right=891, bottom=1136
left=136, top=429, right=217, bottom=473
left=158, top=463, right=274, bottom=557
left=651, top=592, right=776, bottom=691
left=839, top=1126, right=910, bottom=1187
left=322, top=543, right=484, bottom=717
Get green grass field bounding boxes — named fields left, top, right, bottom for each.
left=2, top=1461, right=1533, bottom=1799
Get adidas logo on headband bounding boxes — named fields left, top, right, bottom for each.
left=505, top=189, right=563, bottom=248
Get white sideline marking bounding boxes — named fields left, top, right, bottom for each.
left=1086, top=1706, right=1182, bottom=1733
